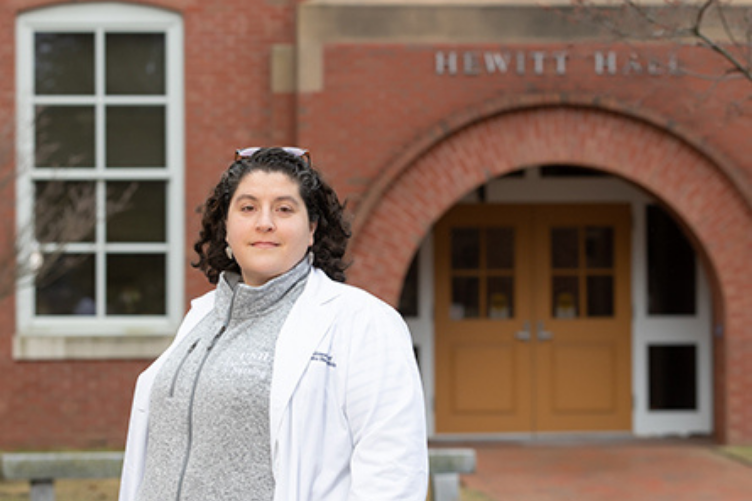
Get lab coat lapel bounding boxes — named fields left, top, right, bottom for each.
left=270, top=269, right=339, bottom=439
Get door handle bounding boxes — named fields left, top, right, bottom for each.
left=537, top=321, right=553, bottom=341
left=515, top=321, right=531, bottom=341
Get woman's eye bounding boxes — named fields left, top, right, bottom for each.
left=241, top=205, right=255, bottom=212
left=278, top=206, right=294, bottom=213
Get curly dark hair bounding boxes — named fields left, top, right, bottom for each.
left=192, top=147, right=351, bottom=284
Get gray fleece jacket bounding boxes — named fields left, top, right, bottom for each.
left=136, top=260, right=310, bottom=501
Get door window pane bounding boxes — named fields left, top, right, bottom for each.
left=586, top=226, right=614, bottom=268
left=106, top=182, right=166, bottom=242
left=487, top=276, right=514, bottom=319
left=647, top=205, right=696, bottom=314
left=36, top=254, right=95, bottom=315
left=487, top=227, right=514, bottom=269
left=551, top=227, right=578, bottom=269
left=107, top=254, right=166, bottom=315
left=106, top=106, right=166, bottom=167
left=35, top=106, right=95, bottom=168
left=552, top=276, right=578, bottom=318
left=451, top=228, right=480, bottom=269
left=587, top=275, right=614, bottom=317
left=451, top=276, right=479, bottom=319
left=106, top=33, right=165, bottom=95
left=35, top=181, right=96, bottom=243
left=649, top=344, right=697, bottom=410
left=35, top=33, right=94, bottom=95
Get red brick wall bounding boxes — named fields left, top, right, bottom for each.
left=1, top=0, right=751, bottom=447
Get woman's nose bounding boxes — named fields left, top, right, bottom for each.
left=256, top=209, right=275, bottom=231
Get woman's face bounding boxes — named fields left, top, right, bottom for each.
left=225, top=170, right=316, bottom=286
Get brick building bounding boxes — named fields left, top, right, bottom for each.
left=1, top=0, right=751, bottom=449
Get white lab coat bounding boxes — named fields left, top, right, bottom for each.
left=119, top=268, right=428, bottom=501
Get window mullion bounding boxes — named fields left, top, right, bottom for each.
left=96, top=180, right=107, bottom=319
left=95, top=27, right=106, bottom=174
left=32, top=169, right=170, bottom=181
left=33, top=96, right=98, bottom=106
left=104, top=95, right=168, bottom=106
left=39, top=242, right=96, bottom=253
left=95, top=27, right=107, bottom=319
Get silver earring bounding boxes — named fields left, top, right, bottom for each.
left=307, top=251, right=314, bottom=265
left=225, top=246, right=234, bottom=260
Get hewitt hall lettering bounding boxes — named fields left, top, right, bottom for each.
left=435, top=50, right=681, bottom=77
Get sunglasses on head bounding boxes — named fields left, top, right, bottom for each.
left=234, top=146, right=310, bottom=167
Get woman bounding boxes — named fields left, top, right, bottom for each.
left=119, top=147, right=428, bottom=501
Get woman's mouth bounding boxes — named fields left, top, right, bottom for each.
left=252, top=241, right=279, bottom=248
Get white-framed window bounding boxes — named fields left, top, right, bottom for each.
left=15, top=3, right=184, bottom=358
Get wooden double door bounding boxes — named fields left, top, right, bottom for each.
left=435, top=204, right=632, bottom=433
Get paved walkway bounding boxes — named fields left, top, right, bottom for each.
left=455, top=439, right=752, bottom=501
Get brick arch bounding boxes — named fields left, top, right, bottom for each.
left=349, top=105, right=752, bottom=442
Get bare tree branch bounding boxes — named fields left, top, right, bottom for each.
left=568, top=0, right=752, bottom=83
left=715, top=0, right=741, bottom=48
left=0, top=118, right=137, bottom=301
left=688, top=0, right=752, bottom=80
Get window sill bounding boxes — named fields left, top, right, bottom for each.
left=13, top=334, right=174, bottom=360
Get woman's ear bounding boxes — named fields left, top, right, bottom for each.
left=308, top=221, right=318, bottom=247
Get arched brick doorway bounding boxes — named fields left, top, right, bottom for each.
left=349, top=106, right=752, bottom=443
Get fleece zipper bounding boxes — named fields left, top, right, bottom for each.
left=174, top=288, right=237, bottom=501
left=169, top=340, right=200, bottom=398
